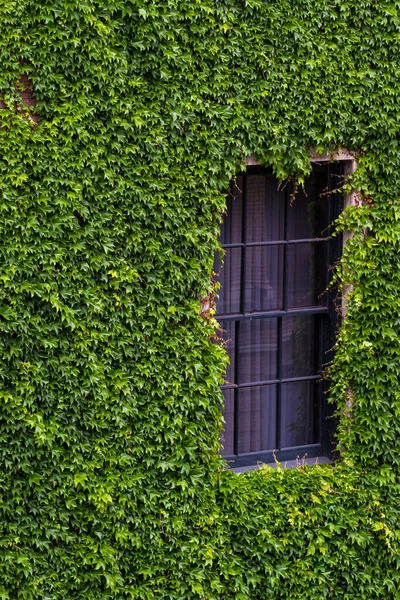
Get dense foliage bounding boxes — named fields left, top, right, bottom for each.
left=0, top=0, right=399, bottom=597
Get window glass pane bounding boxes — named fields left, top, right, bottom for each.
left=280, top=381, right=315, bottom=448
left=288, top=169, right=329, bottom=240
left=219, top=321, right=235, bottom=384
left=281, top=315, right=317, bottom=379
left=216, top=248, right=241, bottom=315
left=245, top=246, right=284, bottom=312
left=287, top=242, right=328, bottom=308
left=246, top=173, right=285, bottom=242
left=221, top=388, right=234, bottom=457
left=239, top=318, right=278, bottom=384
left=238, top=385, right=277, bottom=454
left=220, top=176, right=243, bottom=245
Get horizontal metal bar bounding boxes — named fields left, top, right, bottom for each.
left=239, top=375, right=321, bottom=388
left=221, top=243, right=245, bottom=249
left=221, top=238, right=328, bottom=250
left=217, top=306, right=328, bottom=321
left=221, top=374, right=321, bottom=390
left=280, top=374, right=321, bottom=384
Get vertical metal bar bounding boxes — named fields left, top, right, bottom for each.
left=234, top=172, right=247, bottom=456
left=240, top=173, right=248, bottom=314
left=327, top=163, right=332, bottom=239
left=233, top=319, right=240, bottom=456
left=276, top=317, right=282, bottom=449
left=318, top=165, right=332, bottom=455
left=313, top=315, right=323, bottom=444
left=283, top=184, right=289, bottom=311
left=276, top=183, right=289, bottom=449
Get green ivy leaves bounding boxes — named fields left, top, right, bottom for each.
left=0, top=0, right=399, bottom=597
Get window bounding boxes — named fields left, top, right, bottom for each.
left=215, top=163, right=343, bottom=468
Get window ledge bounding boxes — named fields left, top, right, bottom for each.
left=231, top=456, right=332, bottom=474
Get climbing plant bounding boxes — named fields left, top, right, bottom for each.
left=0, top=0, right=399, bottom=597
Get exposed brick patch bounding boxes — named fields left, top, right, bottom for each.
left=19, top=74, right=36, bottom=108
left=0, top=74, right=38, bottom=123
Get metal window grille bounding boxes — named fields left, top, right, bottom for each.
left=216, top=164, right=343, bottom=467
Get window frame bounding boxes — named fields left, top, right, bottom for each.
left=218, top=152, right=356, bottom=468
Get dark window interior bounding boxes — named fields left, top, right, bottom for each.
left=216, top=164, right=343, bottom=467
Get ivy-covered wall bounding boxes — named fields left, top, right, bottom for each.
left=0, top=0, right=400, bottom=597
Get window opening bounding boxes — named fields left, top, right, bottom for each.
left=216, top=163, right=343, bottom=468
